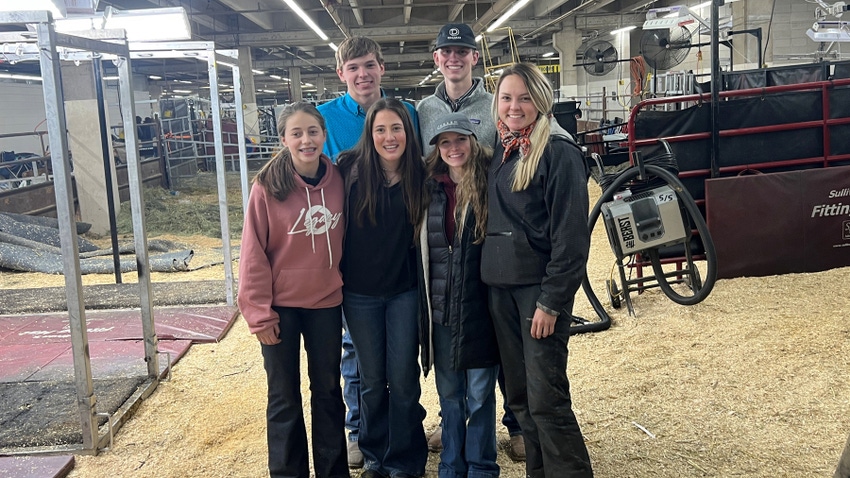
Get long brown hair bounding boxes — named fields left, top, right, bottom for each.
left=253, top=101, right=326, bottom=201
left=338, top=98, right=425, bottom=229
left=425, top=134, right=492, bottom=244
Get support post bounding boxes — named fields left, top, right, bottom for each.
left=209, top=50, right=236, bottom=306
left=37, top=19, right=98, bottom=451
left=117, top=53, right=159, bottom=380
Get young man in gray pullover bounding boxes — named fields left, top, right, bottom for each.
left=416, top=22, right=526, bottom=463
left=417, top=23, right=497, bottom=156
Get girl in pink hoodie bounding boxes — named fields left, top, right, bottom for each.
left=238, top=102, right=349, bottom=478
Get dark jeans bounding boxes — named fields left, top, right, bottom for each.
left=341, top=315, right=361, bottom=441
left=263, top=306, right=349, bottom=478
left=488, top=285, right=593, bottom=478
left=343, top=288, right=428, bottom=477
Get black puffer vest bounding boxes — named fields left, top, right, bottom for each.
left=420, top=179, right=499, bottom=371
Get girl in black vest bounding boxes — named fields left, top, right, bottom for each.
left=419, top=113, right=501, bottom=478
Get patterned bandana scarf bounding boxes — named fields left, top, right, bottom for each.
left=497, top=118, right=536, bottom=164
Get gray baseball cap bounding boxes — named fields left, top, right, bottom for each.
left=429, top=113, right=478, bottom=145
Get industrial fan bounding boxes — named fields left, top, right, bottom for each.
left=640, top=26, right=693, bottom=70
left=578, top=40, right=619, bottom=76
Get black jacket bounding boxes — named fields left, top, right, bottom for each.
left=417, top=179, right=499, bottom=372
left=481, top=122, right=590, bottom=314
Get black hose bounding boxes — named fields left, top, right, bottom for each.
left=643, top=166, right=717, bottom=305
left=580, top=160, right=717, bottom=327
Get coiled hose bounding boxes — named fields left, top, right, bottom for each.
left=573, top=147, right=718, bottom=333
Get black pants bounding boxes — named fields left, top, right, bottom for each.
left=488, top=285, right=593, bottom=478
left=263, top=305, right=349, bottom=478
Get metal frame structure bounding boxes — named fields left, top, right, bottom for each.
left=623, top=76, right=850, bottom=285
left=0, top=13, right=246, bottom=455
left=0, top=10, right=156, bottom=454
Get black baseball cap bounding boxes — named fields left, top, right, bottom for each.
left=434, top=23, right=478, bottom=51
left=429, top=113, right=478, bottom=145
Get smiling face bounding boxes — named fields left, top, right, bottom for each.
left=497, top=73, right=539, bottom=132
left=372, top=109, right=406, bottom=165
left=281, top=111, right=326, bottom=176
left=434, top=47, right=479, bottom=85
left=436, top=132, right=471, bottom=180
left=336, top=53, right=385, bottom=108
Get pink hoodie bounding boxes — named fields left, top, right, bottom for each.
left=237, top=155, right=345, bottom=335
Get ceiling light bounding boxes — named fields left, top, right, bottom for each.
left=0, top=72, right=43, bottom=81
left=487, top=0, right=531, bottom=32
left=104, top=7, right=191, bottom=42
left=102, top=75, right=119, bottom=80
left=262, top=89, right=276, bottom=93
left=0, top=0, right=66, bottom=18
left=610, top=25, right=637, bottom=35
left=269, top=74, right=282, bottom=80
left=54, top=7, right=191, bottom=42
left=329, top=42, right=339, bottom=51
left=252, top=69, right=265, bottom=75
left=173, top=89, right=192, bottom=94
left=281, top=0, right=328, bottom=41
left=149, top=75, right=162, bottom=80
left=218, top=61, right=236, bottom=69
left=542, top=52, right=555, bottom=58
left=807, top=21, right=850, bottom=42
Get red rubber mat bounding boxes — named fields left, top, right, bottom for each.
left=0, top=305, right=238, bottom=383
left=0, top=455, right=74, bottom=478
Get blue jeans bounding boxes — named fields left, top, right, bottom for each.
left=342, top=288, right=428, bottom=477
left=433, top=323, right=500, bottom=478
left=341, top=315, right=360, bottom=441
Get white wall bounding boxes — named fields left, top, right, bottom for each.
left=0, top=81, right=49, bottom=155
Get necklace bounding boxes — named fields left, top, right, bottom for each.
left=382, top=170, right=398, bottom=186
left=381, top=165, right=399, bottom=186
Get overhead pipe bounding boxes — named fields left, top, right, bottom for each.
left=522, top=0, right=618, bottom=39
left=319, top=0, right=351, bottom=39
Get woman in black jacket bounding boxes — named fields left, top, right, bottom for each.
left=419, top=113, right=501, bottom=478
left=481, top=63, right=593, bottom=478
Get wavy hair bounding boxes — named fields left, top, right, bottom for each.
left=253, top=101, right=326, bottom=201
left=337, top=98, right=425, bottom=229
left=424, top=133, right=492, bottom=244
left=491, top=62, right=553, bottom=192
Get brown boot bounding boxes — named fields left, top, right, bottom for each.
left=427, top=426, right=443, bottom=452
left=506, top=434, right=526, bottom=462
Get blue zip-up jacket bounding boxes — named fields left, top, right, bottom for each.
left=318, top=91, right=420, bottom=162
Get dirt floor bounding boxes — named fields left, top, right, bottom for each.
left=1, top=182, right=848, bottom=477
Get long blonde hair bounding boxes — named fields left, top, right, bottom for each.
left=424, top=134, right=492, bottom=244
left=492, top=63, right=553, bottom=192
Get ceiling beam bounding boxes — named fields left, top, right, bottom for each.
left=215, top=0, right=275, bottom=30
left=209, top=19, right=560, bottom=47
